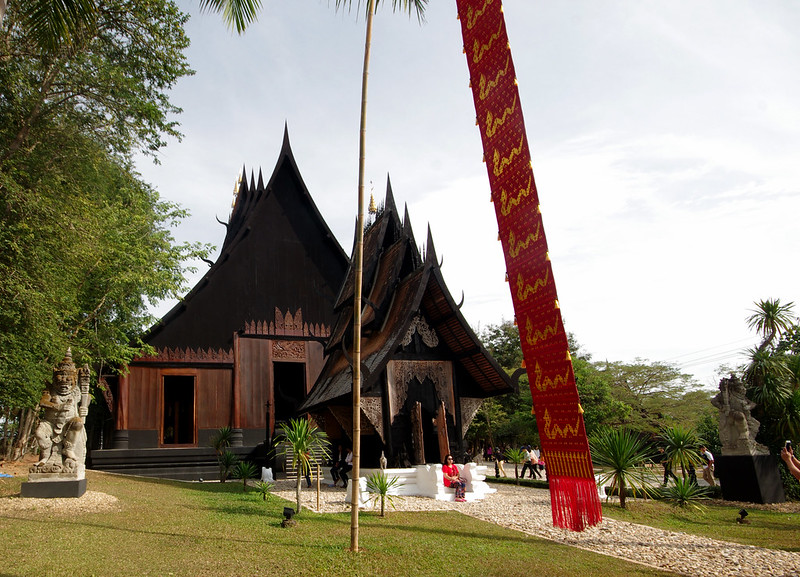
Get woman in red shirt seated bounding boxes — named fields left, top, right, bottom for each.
left=442, top=454, right=466, bottom=502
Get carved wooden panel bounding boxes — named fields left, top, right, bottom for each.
left=272, top=340, right=306, bottom=360
left=460, top=397, right=483, bottom=438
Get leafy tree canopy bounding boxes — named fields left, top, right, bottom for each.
left=468, top=320, right=709, bottom=450
left=1, top=0, right=207, bottom=407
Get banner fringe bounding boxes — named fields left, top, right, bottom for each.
left=549, top=476, right=603, bottom=531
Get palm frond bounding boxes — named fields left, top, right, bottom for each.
left=199, top=0, right=262, bottom=34
left=334, top=0, right=428, bottom=22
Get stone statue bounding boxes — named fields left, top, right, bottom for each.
left=30, top=349, right=90, bottom=475
left=711, top=375, right=768, bottom=456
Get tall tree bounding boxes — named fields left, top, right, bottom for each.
left=1, top=0, right=208, bottom=443
left=330, top=0, right=426, bottom=552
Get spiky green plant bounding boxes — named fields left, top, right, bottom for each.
left=660, top=425, right=703, bottom=483
left=218, top=450, right=239, bottom=483
left=503, top=447, right=525, bottom=485
left=254, top=480, right=275, bottom=501
left=366, top=471, right=403, bottom=517
left=232, top=460, right=258, bottom=492
left=210, top=426, right=233, bottom=456
left=661, top=475, right=711, bottom=510
left=590, top=428, right=655, bottom=509
left=276, top=418, right=330, bottom=513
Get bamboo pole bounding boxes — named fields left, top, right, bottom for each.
left=351, top=0, right=376, bottom=553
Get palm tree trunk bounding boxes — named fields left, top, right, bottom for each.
left=296, top=472, right=303, bottom=513
left=619, top=478, right=627, bottom=509
left=350, top=0, right=375, bottom=554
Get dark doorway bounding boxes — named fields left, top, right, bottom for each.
left=401, top=378, right=440, bottom=464
left=162, top=375, right=195, bottom=445
left=273, top=362, right=305, bottom=421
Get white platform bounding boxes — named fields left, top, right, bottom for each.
left=336, top=463, right=496, bottom=506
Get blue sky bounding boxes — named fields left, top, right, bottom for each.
left=136, top=0, right=800, bottom=388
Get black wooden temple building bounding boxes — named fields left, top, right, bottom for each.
left=89, top=130, right=513, bottom=479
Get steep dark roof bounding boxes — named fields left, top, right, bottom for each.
left=300, top=183, right=513, bottom=413
left=144, top=128, right=349, bottom=350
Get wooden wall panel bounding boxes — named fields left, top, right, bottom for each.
left=128, top=366, right=160, bottom=430
left=240, top=338, right=270, bottom=429
left=197, top=368, right=233, bottom=429
left=306, top=341, right=325, bottom=395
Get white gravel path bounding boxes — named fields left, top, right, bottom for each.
left=274, top=480, right=800, bottom=577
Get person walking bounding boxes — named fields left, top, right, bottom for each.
left=699, top=445, right=715, bottom=487
left=520, top=445, right=533, bottom=479
left=530, top=445, right=542, bottom=479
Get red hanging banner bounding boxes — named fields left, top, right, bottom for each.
left=455, top=0, right=602, bottom=531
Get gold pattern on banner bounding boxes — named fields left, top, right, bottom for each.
left=492, top=135, right=525, bottom=177
left=525, top=315, right=559, bottom=346
left=548, top=450, right=592, bottom=478
left=499, top=172, right=532, bottom=215
left=472, top=21, right=504, bottom=64
left=516, top=269, right=549, bottom=301
left=485, top=96, right=517, bottom=137
left=479, top=55, right=511, bottom=101
left=507, top=223, right=541, bottom=259
left=543, top=408, right=580, bottom=440
left=533, top=361, right=571, bottom=392
left=465, top=0, right=494, bottom=30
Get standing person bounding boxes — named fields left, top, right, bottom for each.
left=530, top=446, right=542, bottom=479
left=442, top=454, right=467, bottom=502
left=520, top=445, right=533, bottom=479
left=338, top=447, right=353, bottom=488
left=657, top=447, right=678, bottom=486
left=781, top=444, right=800, bottom=481
left=330, top=444, right=344, bottom=487
left=495, top=446, right=507, bottom=478
left=699, top=445, right=715, bottom=486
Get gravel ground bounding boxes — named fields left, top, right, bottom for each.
left=2, top=462, right=799, bottom=577
left=274, top=480, right=800, bottom=577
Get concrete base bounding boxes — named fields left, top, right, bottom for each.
left=715, top=454, right=785, bottom=504
left=21, top=478, right=87, bottom=498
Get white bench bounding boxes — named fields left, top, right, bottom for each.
left=340, top=463, right=496, bottom=505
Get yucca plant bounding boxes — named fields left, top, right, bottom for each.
left=590, top=428, right=655, bottom=509
left=276, top=418, right=330, bottom=513
left=210, top=426, right=233, bottom=455
left=232, top=460, right=258, bottom=492
left=255, top=480, right=275, bottom=501
left=503, top=447, right=525, bottom=485
left=660, top=425, right=702, bottom=483
left=661, top=475, right=711, bottom=511
left=366, top=471, right=403, bottom=517
left=218, top=449, right=239, bottom=483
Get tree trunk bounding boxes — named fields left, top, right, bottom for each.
left=296, top=471, right=303, bottom=513
left=1, top=408, right=13, bottom=460
left=619, top=478, right=627, bottom=509
left=350, top=0, right=376, bottom=553
left=13, top=408, right=36, bottom=461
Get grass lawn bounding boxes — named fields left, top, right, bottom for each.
left=0, top=471, right=674, bottom=577
left=601, top=498, right=800, bottom=552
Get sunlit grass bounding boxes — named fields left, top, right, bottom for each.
left=0, top=471, right=673, bottom=577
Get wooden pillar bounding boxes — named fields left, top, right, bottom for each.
left=232, top=332, right=243, bottom=446
left=435, top=400, right=450, bottom=464
left=411, top=401, right=424, bottom=465
left=112, top=370, right=130, bottom=449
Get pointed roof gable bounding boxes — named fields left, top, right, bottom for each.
left=144, top=129, right=349, bottom=350
left=300, top=186, right=512, bottom=413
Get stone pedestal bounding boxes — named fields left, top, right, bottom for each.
left=22, top=473, right=87, bottom=498
left=716, top=454, right=785, bottom=504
